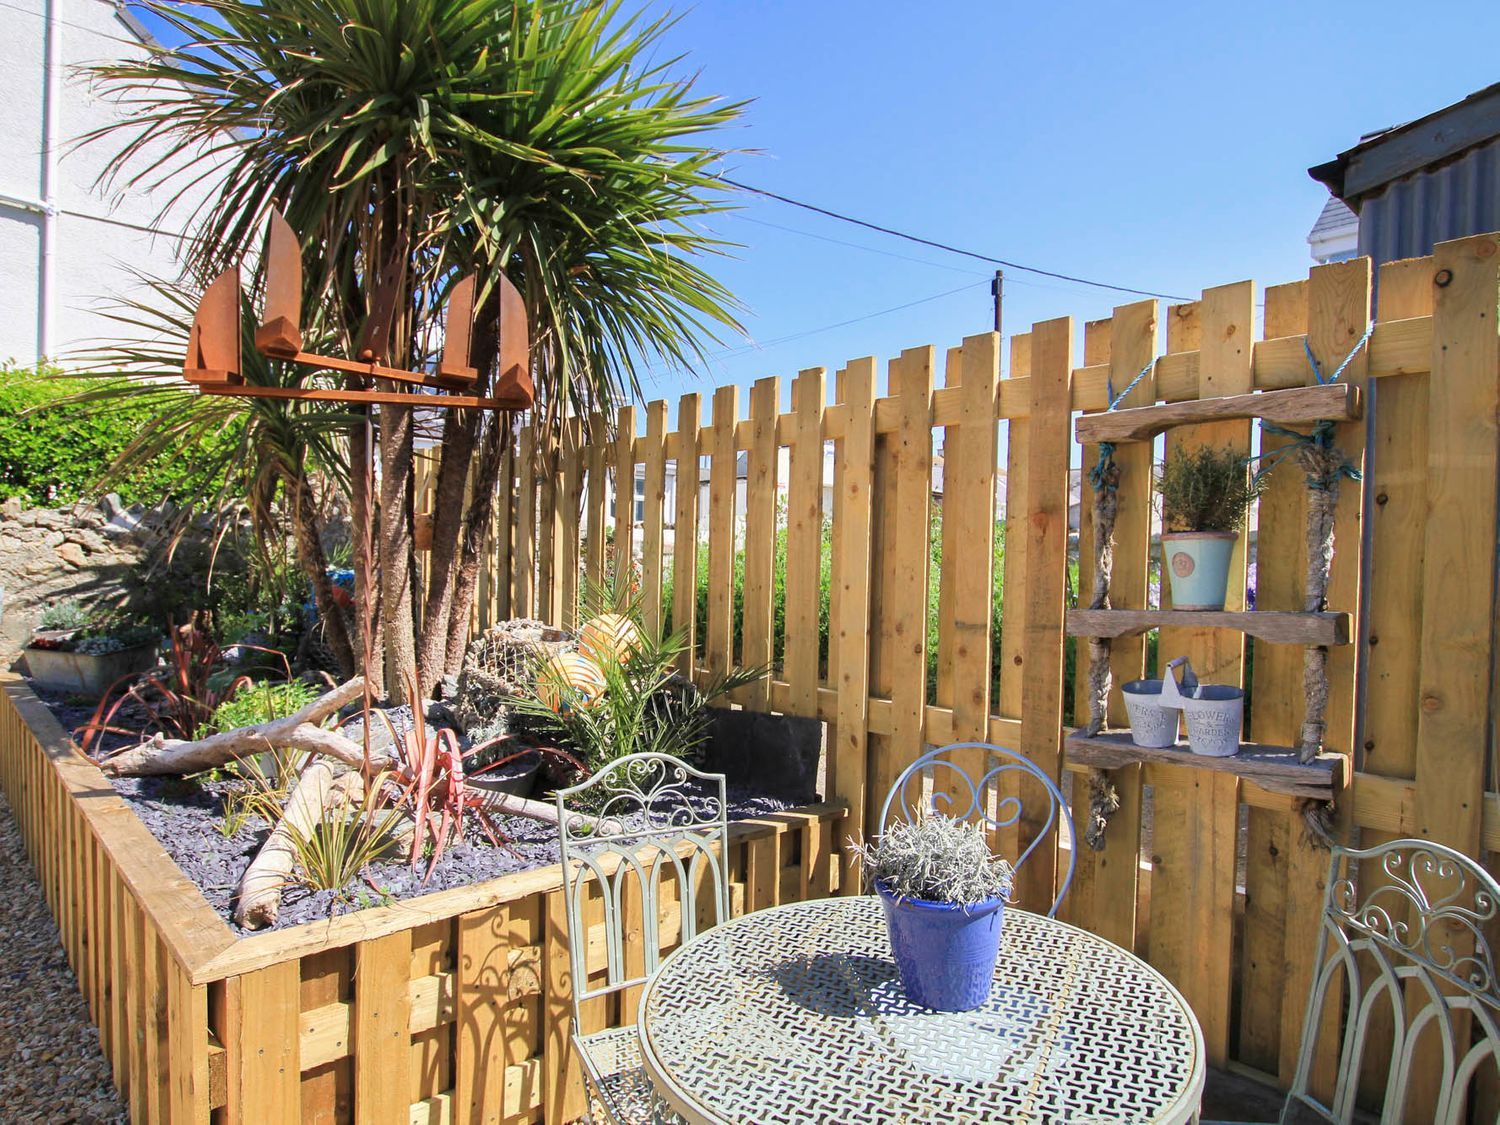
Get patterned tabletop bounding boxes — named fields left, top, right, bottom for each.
left=638, top=896, right=1204, bottom=1125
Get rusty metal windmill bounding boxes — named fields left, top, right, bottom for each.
left=182, top=210, right=534, bottom=411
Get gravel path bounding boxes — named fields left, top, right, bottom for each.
left=0, top=790, right=127, bottom=1123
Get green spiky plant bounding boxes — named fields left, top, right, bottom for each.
left=509, top=576, right=765, bottom=778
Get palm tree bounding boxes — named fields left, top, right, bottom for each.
left=83, top=0, right=746, bottom=700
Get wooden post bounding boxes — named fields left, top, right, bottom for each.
left=672, top=394, right=701, bottom=675
left=1017, top=320, right=1070, bottom=913
left=640, top=401, right=669, bottom=637
left=741, top=376, right=780, bottom=708
left=1065, top=299, right=1157, bottom=950
left=613, top=405, right=636, bottom=582
left=705, top=386, right=738, bottom=683
left=784, top=370, right=826, bottom=717
left=834, top=358, right=877, bottom=885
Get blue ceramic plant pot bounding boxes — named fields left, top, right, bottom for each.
left=876, top=880, right=1005, bottom=1011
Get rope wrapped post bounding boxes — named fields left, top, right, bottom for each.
left=1084, top=443, right=1120, bottom=738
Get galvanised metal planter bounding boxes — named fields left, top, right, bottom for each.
left=23, top=644, right=156, bottom=699
left=1162, top=531, right=1238, bottom=610
left=876, top=879, right=1005, bottom=1012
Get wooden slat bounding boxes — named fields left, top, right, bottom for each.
left=513, top=428, right=535, bottom=619
left=705, top=387, right=738, bottom=681
left=224, top=962, right=299, bottom=1124
left=1414, top=232, right=1498, bottom=853
left=355, top=931, right=414, bottom=1124
left=934, top=346, right=963, bottom=712
left=1067, top=608, right=1349, bottom=645
left=882, top=347, right=936, bottom=829
left=536, top=432, right=561, bottom=623
left=1237, top=276, right=1308, bottom=1077
left=741, top=376, right=780, bottom=708
left=541, top=890, right=582, bottom=1125
left=1064, top=732, right=1339, bottom=798
left=784, top=370, right=826, bottom=716
left=1075, top=382, right=1360, bottom=444
left=834, top=357, right=877, bottom=884
left=672, top=394, right=702, bottom=674
left=1064, top=298, right=1157, bottom=949
left=584, top=413, right=608, bottom=590
left=456, top=900, right=540, bottom=1125
left=1152, top=282, right=1253, bottom=1069
left=613, top=405, right=637, bottom=580
left=1363, top=258, right=1434, bottom=780
left=640, top=401, right=669, bottom=637
left=1016, top=320, right=1071, bottom=913
left=558, top=417, right=584, bottom=630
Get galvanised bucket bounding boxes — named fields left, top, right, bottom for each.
left=1162, top=531, right=1238, bottom=610
left=876, top=880, right=1005, bottom=1012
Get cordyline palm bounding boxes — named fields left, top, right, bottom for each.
left=63, top=274, right=361, bottom=673
left=84, top=0, right=746, bottom=701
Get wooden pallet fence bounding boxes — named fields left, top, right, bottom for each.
left=467, top=239, right=1499, bottom=1113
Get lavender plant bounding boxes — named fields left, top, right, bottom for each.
left=852, top=813, right=1015, bottom=906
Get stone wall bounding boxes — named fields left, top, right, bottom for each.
left=0, top=497, right=156, bottom=657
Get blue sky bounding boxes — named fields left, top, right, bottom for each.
left=133, top=0, right=1500, bottom=406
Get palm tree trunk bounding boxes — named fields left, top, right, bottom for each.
left=445, top=416, right=510, bottom=675
left=349, top=413, right=384, bottom=697
left=289, top=472, right=356, bottom=676
left=378, top=399, right=417, bottom=702
left=415, top=409, right=478, bottom=696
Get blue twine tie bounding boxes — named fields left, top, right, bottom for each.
left=1303, top=321, right=1374, bottom=385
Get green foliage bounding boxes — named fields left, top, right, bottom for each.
left=0, top=363, right=238, bottom=508
left=1157, top=444, right=1264, bottom=534
left=209, top=680, right=319, bottom=734
left=514, top=577, right=763, bottom=775
left=38, top=600, right=91, bottom=631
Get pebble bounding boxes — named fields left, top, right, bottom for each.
left=0, top=790, right=127, bottom=1123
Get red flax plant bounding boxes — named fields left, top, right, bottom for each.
left=375, top=672, right=579, bottom=881
left=77, top=617, right=284, bottom=754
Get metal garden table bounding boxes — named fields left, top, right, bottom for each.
left=637, top=896, right=1205, bottom=1124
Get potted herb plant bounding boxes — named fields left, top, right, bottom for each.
left=852, top=813, right=1015, bottom=1012
left=25, top=611, right=159, bottom=698
left=1157, top=444, right=1264, bottom=611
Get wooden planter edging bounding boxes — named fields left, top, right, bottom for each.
left=0, top=673, right=846, bottom=1124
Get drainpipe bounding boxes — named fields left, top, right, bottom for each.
left=38, top=0, right=62, bottom=360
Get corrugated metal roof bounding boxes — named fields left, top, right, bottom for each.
left=1356, top=136, right=1500, bottom=265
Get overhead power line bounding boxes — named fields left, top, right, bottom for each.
left=719, top=176, right=1191, bottom=303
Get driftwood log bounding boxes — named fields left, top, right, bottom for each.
left=236, top=762, right=364, bottom=929
left=101, top=677, right=370, bottom=776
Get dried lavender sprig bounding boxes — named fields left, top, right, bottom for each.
left=850, top=812, right=1015, bottom=906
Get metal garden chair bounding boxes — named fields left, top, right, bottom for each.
left=1282, top=838, right=1498, bottom=1124
left=877, top=742, right=1077, bottom=917
left=1202, top=838, right=1499, bottom=1124
left=556, top=753, right=731, bottom=1125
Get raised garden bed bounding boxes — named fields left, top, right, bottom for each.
left=0, top=673, right=845, bottom=1123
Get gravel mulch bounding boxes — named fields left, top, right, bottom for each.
left=0, top=789, right=127, bottom=1124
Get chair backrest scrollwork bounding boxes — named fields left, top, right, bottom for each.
left=877, top=742, right=1077, bottom=917
left=1287, top=838, right=1500, bottom=1124
left=556, top=753, right=731, bottom=1028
